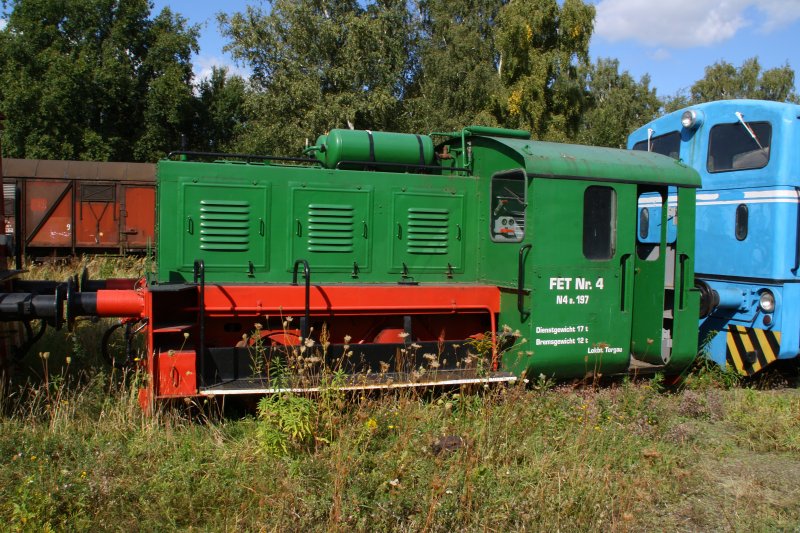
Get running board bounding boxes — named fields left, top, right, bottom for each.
left=628, top=357, right=665, bottom=371
left=199, top=370, right=517, bottom=396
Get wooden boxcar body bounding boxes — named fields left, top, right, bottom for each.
left=2, top=158, right=155, bottom=256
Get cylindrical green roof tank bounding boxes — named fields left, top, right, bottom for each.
left=311, top=129, right=435, bottom=170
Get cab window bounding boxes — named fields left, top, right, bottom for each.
left=632, top=131, right=681, bottom=159
left=583, top=186, right=617, bottom=260
left=490, top=169, right=527, bottom=242
left=707, top=122, right=771, bottom=172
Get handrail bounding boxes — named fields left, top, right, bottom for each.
left=518, top=244, right=532, bottom=319
left=794, top=187, right=800, bottom=274
left=167, top=150, right=319, bottom=165
left=620, top=254, right=632, bottom=312
left=678, top=253, right=689, bottom=310
left=292, top=259, right=311, bottom=341
left=334, top=159, right=471, bottom=175
left=193, top=260, right=205, bottom=386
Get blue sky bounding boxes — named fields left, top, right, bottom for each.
left=152, top=0, right=800, bottom=99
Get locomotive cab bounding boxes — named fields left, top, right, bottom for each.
left=462, top=136, right=701, bottom=379
left=629, top=99, right=800, bottom=375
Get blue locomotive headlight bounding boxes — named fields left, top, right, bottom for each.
left=759, top=290, right=775, bottom=313
left=681, top=109, right=704, bottom=129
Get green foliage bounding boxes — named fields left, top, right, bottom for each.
left=665, top=57, right=799, bottom=112
left=1, top=357, right=799, bottom=531
left=492, top=0, right=595, bottom=141
left=577, top=58, right=661, bottom=148
left=1, top=1, right=795, bottom=163
left=681, top=355, right=742, bottom=391
left=402, top=0, right=504, bottom=133
left=192, top=66, right=247, bottom=153
left=0, top=0, right=199, bottom=161
left=691, top=57, right=798, bottom=103
left=529, top=372, right=555, bottom=392
left=132, top=7, right=199, bottom=161
left=220, top=0, right=601, bottom=144
left=728, top=388, right=800, bottom=453
left=219, top=0, right=415, bottom=155
left=256, top=393, right=317, bottom=455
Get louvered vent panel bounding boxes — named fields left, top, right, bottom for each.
left=307, top=204, right=354, bottom=252
left=407, top=207, right=449, bottom=254
left=199, top=200, right=250, bottom=251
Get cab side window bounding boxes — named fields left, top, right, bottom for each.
left=583, top=186, right=617, bottom=260
left=632, top=131, right=681, bottom=160
left=490, top=169, right=527, bottom=242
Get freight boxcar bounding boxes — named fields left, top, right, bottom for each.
left=2, top=158, right=155, bottom=257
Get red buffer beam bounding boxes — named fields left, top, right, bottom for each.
left=195, top=284, right=502, bottom=317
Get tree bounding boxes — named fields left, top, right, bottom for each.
left=401, top=0, right=504, bottom=133
left=577, top=58, right=660, bottom=148
left=131, top=7, right=200, bottom=161
left=665, top=57, right=798, bottom=111
left=219, top=0, right=415, bottom=155
left=192, top=67, right=247, bottom=153
left=491, top=0, right=595, bottom=141
left=0, top=0, right=199, bottom=161
left=217, top=0, right=603, bottom=148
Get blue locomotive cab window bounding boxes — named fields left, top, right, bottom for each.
left=583, top=186, right=617, bottom=260
left=707, top=121, right=771, bottom=172
left=490, top=169, right=526, bottom=242
left=632, top=131, right=681, bottom=159
left=639, top=208, right=650, bottom=239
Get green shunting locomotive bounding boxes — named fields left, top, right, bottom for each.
left=119, top=125, right=700, bottom=401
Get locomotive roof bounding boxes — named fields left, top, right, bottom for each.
left=629, top=99, right=800, bottom=141
left=481, top=136, right=702, bottom=188
left=2, top=158, right=155, bottom=182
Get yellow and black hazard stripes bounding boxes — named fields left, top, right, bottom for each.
left=726, top=325, right=781, bottom=375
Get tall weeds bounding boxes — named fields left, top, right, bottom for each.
left=1, top=366, right=799, bottom=531
left=0, top=258, right=797, bottom=530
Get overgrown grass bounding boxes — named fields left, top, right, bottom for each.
left=1, top=258, right=798, bottom=531
left=1, top=363, right=798, bottom=531
left=18, top=254, right=148, bottom=282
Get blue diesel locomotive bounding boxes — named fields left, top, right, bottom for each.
left=628, top=99, right=800, bottom=375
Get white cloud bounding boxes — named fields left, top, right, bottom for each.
left=0, top=19, right=7, bottom=31
left=757, top=0, right=800, bottom=31
left=648, top=48, right=671, bottom=61
left=194, top=55, right=250, bottom=82
left=595, top=0, right=800, bottom=48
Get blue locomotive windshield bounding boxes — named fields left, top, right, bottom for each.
left=632, top=131, right=680, bottom=159
left=707, top=121, right=771, bottom=172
